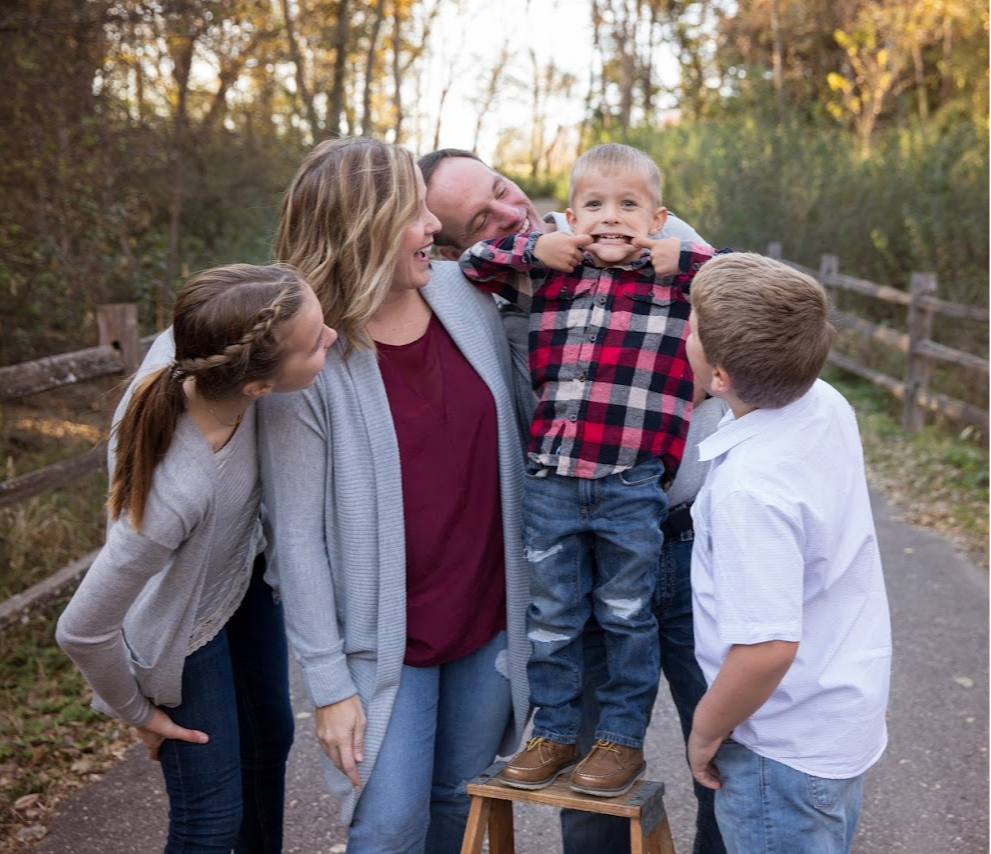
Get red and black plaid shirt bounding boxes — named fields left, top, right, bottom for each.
left=460, top=232, right=720, bottom=480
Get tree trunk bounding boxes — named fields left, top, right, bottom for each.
left=281, top=0, right=321, bottom=139
left=328, top=0, right=350, bottom=137
left=360, top=0, right=386, bottom=137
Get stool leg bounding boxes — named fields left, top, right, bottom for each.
left=460, top=796, right=491, bottom=854
left=643, top=815, right=676, bottom=854
left=487, top=799, right=515, bottom=854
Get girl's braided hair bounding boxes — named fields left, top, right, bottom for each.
left=111, top=263, right=309, bottom=529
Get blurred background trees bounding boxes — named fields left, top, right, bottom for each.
left=1, top=0, right=986, bottom=364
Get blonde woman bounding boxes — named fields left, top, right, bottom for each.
left=258, top=138, right=530, bottom=853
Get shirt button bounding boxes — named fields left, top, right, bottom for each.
left=560, top=285, right=568, bottom=293
left=597, top=295, right=606, bottom=305
left=569, top=414, right=577, bottom=421
left=576, top=372, right=585, bottom=382
left=588, top=332, right=596, bottom=342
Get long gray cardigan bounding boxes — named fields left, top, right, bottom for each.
left=257, top=261, right=531, bottom=824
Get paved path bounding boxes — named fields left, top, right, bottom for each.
left=35, top=490, right=988, bottom=853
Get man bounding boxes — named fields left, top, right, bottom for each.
left=419, top=148, right=724, bottom=854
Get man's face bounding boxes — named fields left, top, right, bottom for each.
left=425, top=157, right=545, bottom=261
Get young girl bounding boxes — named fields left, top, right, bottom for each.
left=57, top=263, right=335, bottom=853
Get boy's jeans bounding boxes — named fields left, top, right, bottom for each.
left=715, top=740, right=865, bottom=854
left=561, top=524, right=725, bottom=854
left=523, top=457, right=666, bottom=749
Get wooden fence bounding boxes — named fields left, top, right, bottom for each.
left=0, top=304, right=143, bottom=633
left=767, top=243, right=989, bottom=434
left=1, top=266, right=989, bottom=634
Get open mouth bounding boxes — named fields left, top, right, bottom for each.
left=415, top=244, right=433, bottom=261
left=592, top=233, right=633, bottom=245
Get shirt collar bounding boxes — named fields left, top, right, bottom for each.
left=697, top=382, right=820, bottom=462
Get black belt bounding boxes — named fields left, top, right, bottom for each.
left=662, top=501, right=694, bottom=537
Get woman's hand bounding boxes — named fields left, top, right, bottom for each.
left=136, top=708, right=209, bottom=761
left=315, top=695, right=367, bottom=790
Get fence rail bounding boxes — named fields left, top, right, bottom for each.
left=768, top=243, right=989, bottom=434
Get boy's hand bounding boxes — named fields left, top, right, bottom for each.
left=687, top=727, right=725, bottom=790
left=632, top=236, right=681, bottom=277
left=533, top=232, right=592, bottom=271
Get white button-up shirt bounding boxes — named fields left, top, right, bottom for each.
left=691, top=380, right=892, bottom=778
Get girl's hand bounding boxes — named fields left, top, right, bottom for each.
left=315, top=695, right=367, bottom=790
left=136, top=707, right=209, bottom=762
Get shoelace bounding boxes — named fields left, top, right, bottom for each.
left=592, top=739, right=622, bottom=754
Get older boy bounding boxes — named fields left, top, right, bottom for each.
left=460, top=143, right=722, bottom=797
left=685, top=253, right=892, bottom=852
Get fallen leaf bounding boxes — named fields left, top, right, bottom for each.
left=953, top=676, right=974, bottom=689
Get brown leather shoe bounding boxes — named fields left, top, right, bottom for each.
left=500, top=737, right=579, bottom=790
left=569, top=740, right=645, bottom=797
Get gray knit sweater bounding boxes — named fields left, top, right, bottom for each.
left=257, top=261, right=531, bottom=825
left=56, top=410, right=264, bottom=727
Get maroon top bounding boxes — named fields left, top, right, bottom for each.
left=377, top=314, right=507, bottom=667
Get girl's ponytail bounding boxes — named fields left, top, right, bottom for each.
left=108, top=365, right=186, bottom=529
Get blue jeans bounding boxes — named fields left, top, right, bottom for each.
left=714, top=740, right=865, bottom=853
left=346, top=631, right=512, bottom=854
left=561, top=516, right=725, bottom=854
left=524, top=459, right=665, bottom=749
left=159, top=556, right=294, bottom=853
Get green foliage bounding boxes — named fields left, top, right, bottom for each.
left=628, top=115, right=988, bottom=311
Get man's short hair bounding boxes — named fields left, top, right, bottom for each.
left=417, top=148, right=484, bottom=250
left=570, top=143, right=663, bottom=207
left=691, top=253, right=837, bottom=409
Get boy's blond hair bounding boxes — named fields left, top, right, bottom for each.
left=691, top=253, right=836, bottom=409
left=570, top=143, right=663, bottom=207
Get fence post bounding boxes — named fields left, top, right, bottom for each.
left=97, top=303, right=140, bottom=378
left=767, top=242, right=782, bottom=260
left=902, top=272, right=937, bottom=432
left=819, top=254, right=839, bottom=282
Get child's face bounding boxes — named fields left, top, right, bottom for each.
left=272, top=287, right=337, bottom=393
left=686, top=310, right=715, bottom=396
left=566, top=169, right=666, bottom=267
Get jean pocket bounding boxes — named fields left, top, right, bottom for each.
left=618, top=457, right=666, bottom=486
left=806, top=773, right=850, bottom=812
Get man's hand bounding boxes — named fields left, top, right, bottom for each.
left=137, top=707, right=209, bottom=762
left=315, top=695, right=367, bottom=790
left=632, top=236, right=681, bottom=277
left=533, top=232, right=592, bottom=271
left=687, top=727, right=726, bottom=790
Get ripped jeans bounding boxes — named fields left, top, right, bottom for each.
left=523, top=458, right=665, bottom=749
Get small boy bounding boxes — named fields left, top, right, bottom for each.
left=684, top=253, right=892, bottom=852
left=459, top=143, right=721, bottom=797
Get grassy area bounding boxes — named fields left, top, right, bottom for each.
left=0, top=368, right=986, bottom=848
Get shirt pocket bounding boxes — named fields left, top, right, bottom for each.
left=619, top=281, right=685, bottom=336
left=535, top=279, right=594, bottom=329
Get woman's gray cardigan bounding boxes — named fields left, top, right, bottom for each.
left=257, top=261, right=531, bottom=824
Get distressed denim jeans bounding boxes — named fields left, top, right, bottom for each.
left=561, top=526, right=725, bottom=853
left=523, top=458, right=665, bottom=748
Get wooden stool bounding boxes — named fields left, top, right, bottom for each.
left=460, top=761, right=675, bottom=854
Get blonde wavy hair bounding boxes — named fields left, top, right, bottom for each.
left=276, top=137, right=419, bottom=356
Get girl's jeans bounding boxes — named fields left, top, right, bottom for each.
left=158, top=555, right=294, bottom=854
